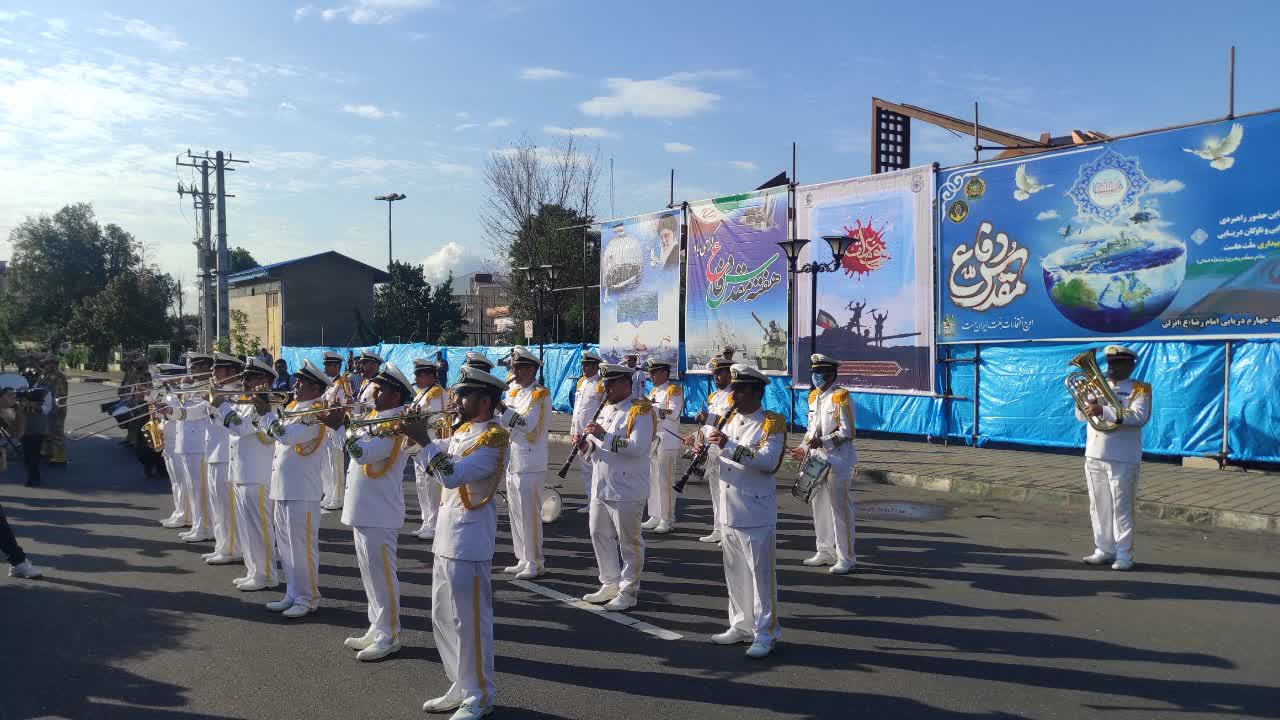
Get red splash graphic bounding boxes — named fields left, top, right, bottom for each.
left=840, top=219, right=889, bottom=278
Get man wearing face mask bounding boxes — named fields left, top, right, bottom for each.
left=1075, top=345, right=1151, bottom=571
left=788, top=354, right=855, bottom=575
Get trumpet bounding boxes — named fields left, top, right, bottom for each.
left=277, top=402, right=353, bottom=420
left=347, top=410, right=452, bottom=438
left=209, top=388, right=294, bottom=405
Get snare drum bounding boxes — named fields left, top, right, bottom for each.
left=790, top=454, right=831, bottom=504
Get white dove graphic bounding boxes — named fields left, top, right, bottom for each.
left=1013, top=163, right=1052, bottom=201
left=1183, top=122, right=1243, bottom=170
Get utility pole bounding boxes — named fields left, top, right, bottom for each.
left=176, top=153, right=215, bottom=351
left=179, top=149, right=248, bottom=348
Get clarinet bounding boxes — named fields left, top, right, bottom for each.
left=673, top=405, right=736, bottom=493
left=556, top=396, right=608, bottom=479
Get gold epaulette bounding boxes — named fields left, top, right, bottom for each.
left=807, top=388, right=819, bottom=406
left=531, top=386, right=550, bottom=402
left=426, top=386, right=444, bottom=400
left=832, top=388, right=850, bottom=405
left=473, top=424, right=509, bottom=450
left=762, top=411, right=786, bottom=436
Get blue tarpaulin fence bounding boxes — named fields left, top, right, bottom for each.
left=282, top=338, right=1278, bottom=463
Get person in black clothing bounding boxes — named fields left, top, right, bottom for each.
left=16, top=380, right=51, bottom=488
left=1, top=503, right=42, bottom=578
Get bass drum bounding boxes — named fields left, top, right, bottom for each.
left=540, top=487, right=562, bottom=523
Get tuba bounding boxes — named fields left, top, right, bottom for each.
left=1065, top=350, right=1123, bottom=433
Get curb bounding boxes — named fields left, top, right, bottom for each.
left=548, top=430, right=1278, bottom=534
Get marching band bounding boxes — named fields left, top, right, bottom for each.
left=28, top=339, right=1154, bottom=719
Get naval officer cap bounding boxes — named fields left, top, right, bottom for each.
left=707, top=354, right=734, bottom=372
left=244, top=357, right=278, bottom=380
left=183, top=351, right=214, bottom=368
left=373, top=364, right=414, bottom=399
left=212, top=352, right=245, bottom=370
left=155, top=363, right=187, bottom=376
left=729, top=363, right=770, bottom=388
left=600, top=363, right=635, bottom=383
left=322, top=351, right=344, bottom=364
left=810, top=353, right=839, bottom=370
left=645, top=357, right=672, bottom=373
left=294, top=359, right=334, bottom=387
left=357, top=350, right=384, bottom=365
left=1104, top=345, right=1137, bottom=360
left=412, top=358, right=438, bottom=373
left=580, top=349, right=604, bottom=365
left=509, top=346, right=541, bottom=368
left=453, top=366, right=506, bottom=395
left=464, top=351, right=494, bottom=371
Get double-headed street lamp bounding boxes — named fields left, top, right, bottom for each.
left=518, top=263, right=561, bottom=383
left=375, top=193, right=407, bottom=271
left=776, top=234, right=856, bottom=424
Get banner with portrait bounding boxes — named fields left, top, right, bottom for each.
left=794, top=165, right=935, bottom=394
left=685, top=188, right=789, bottom=374
left=937, top=111, right=1280, bottom=343
left=597, top=208, right=682, bottom=369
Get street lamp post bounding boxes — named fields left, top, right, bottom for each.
left=375, top=193, right=406, bottom=271
left=518, top=263, right=561, bottom=384
left=777, top=234, right=854, bottom=423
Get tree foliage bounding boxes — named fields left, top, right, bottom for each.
left=369, top=260, right=467, bottom=345
left=502, top=204, right=601, bottom=345
left=230, top=246, right=260, bottom=273
left=214, top=309, right=262, bottom=357
left=67, top=267, right=177, bottom=369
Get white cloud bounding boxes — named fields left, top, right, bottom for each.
left=1036, top=209, right=1059, bottom=221
left=729, top=160, right=757, bottom=171
left=94, top=14, right=186, bottom=50
left=278, top=101, right=298, bottom=112
left=456, top=111, right=472, bottom=120
left=1148, top=178, right=1185, bottom=194
left=407, top=31, right=428, bottom=41
left=663, top=142, right=694, bottom=153
left=310, top=0, right=440, bottom=24
left=578, top=70, right=741, bottom=119
left=453, top=122, right=479, bottom=132
left=342, top=103, right=402, bottom=119
left=543, top=125, right=618, bottom=139
left=520, top=66, right=570, bottom=81
left=488, top=117, right=513, bottom=128
left=422, top=241, right=481, bottom=283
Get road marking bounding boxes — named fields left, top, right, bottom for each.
left=511, top=579, right=684, bottom=641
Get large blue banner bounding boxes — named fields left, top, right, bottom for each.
left=684, top=188, right=789, bottom=373
left=937, top=111, right=1280, bottom=343
left=598, top=208, right=682, bottom=368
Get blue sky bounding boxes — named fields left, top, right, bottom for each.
left=2, top=0, right=1278, bottom=308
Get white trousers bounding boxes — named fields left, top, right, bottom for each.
left=353, top=526, right=401, bottom=645
left=722, top=525, right=781, bottom=644
left=505, top=470, right=545, bottom=570
left=322, top=432, right=345, bottom=508
left=177, top=454, right=210, bottom=536
left=575, top=453, right=593, bottom=503
left=206, top=462, right=238, bottom=557
left=432, top=555, right=496, bottom=711
left=706, top=448, right=723, bottom=530
left=165, top=455, right=188, bottom=522
left=414, top=463, right=442, bottom=535
left=274, top=499, right=321, bottom=608
left=589, top=498, right=645, bottom=595
left=1084, top=458, right=1139, bottom=561
left=648, top=448, right=679, bottom=523
left=812, top=461, right=855, bottom=563
left=234, top=484, right=278, bottom=585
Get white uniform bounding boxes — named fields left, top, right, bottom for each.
left=217, top=402, right=280, bottom=587
left=261, top=399, right=330, bottom=610
left=802, top=386, right=856, bottom=565
left=204, top=396, right=239, bottom=559
left=409, top=384, right=447, bottom=536
left=630, top=368, right=647, bottom=400
left=701, top=388, right=733, bottom=533
left=158, top=388, right=186, bottom=524
left=419, top=420, right=508, bottom=713
left=170, top=389, right=212, bottom=539
left=321, top=374, right=355, bottom=510
left=586, top=394, right=654, bottom=598
left=570, top=374, right=607, bottom=499
left=647, top=381, right=685, bottom=524
left=1075, top=378, right=1151, bottom=563
left=499, top=382, right=550, bottom=572
left=717, top=409, right=785, bottom=644
left=342, top=407, right=411, bottom=646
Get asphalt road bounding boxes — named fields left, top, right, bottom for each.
left=1, top=385, right=1278, bottom=720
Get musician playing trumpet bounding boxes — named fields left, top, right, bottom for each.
left=698, top=364, right=785, bottom=659
left=568, top=350, right=606, bottom=508
left=338, top=364, right=415, bottom=661
left=788, top=353, right=855, bottom=575
left=408, top=358, right=447, bottom=540
left=1075, top=345, right=1151, bottom=572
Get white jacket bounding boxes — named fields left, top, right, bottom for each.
left=342, top=407, right=410, bottom=529
left=803, top=386, right=856, bottom=466
left=420, top=419, right=508, bottom=562
left=408, top=384, right=448, bottom=470
left=587, top=394, right=655, bottom=502
left=571, top=375, right=607, bottom=437
left=648, top=381, right=685, bottom=452
left=169, top=391, right=209, bottom=456
left=500, top=382, right=549, bottom=473
left=717, top=409, right=786, bottom=529
left=700, top=387, right=734, bottom=460
left=217, top=403, right=274, bottom=486
left=1075, top=378, right=1151, bottom=463
left=261, top=399, right=329, bottom=502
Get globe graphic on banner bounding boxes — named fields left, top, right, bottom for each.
left=1041, top=234, right=1187, bottom=333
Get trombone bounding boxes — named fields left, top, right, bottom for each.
left=209, top=388, right=294, bottom=405
left=347, top=410, right=453, bottom=438
left=67, top=401, right=153, bottom=439
left=277, top=402, right=354, bottom=420
left=54, top=376, right=188, bottom=407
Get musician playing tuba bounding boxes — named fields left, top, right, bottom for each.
left=1072, top=345, right=1151, bottom=572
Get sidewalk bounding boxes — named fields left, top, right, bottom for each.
left=545, top=413, right=1280, bottom=534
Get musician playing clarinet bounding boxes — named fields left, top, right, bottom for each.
left=569, top=350, right=606, bottom=508
left=788, top=353, right=855, bottom=575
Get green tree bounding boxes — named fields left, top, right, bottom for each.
left=369, top=261, right=469, bottom=345
left=2, top=203, right=139, bottom=348
left=502, top=203, right=600, bottom=345
left=214, top=308, right=262, bottom=357
left=67, top=267, right=177, bottom=369
left=428, top=274, right=468, bottom=345
left=230, top=246, right=260, bottom=273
